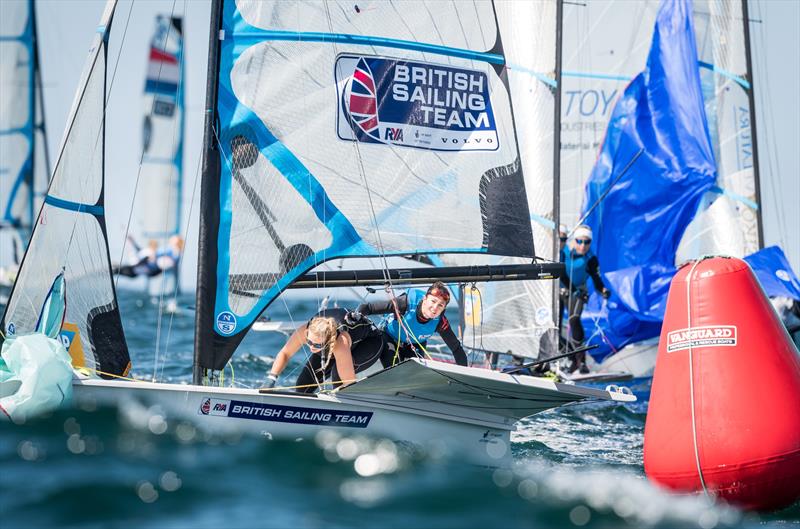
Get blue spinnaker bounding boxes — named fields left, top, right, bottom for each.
left=579, top=0, right=717, bottom=360
left=744, top=246, right=800, bottom=301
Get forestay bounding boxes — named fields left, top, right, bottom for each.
left=138, top=15, right=184, bottom=241
left=196, top=0, right=542, bottom=373
left=0, top=0, right=49, bottom=266
left=0, top=1, right=130, bottom=378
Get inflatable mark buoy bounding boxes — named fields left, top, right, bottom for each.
left=644, top=256, right=800, bottom=511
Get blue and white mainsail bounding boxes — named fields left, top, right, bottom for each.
left=138, top=14, right=184, bottom=243
left=0, top=0, right=50, bottom=271
left=195, top=0, right=545, bottom=374
left=0, top=0, right=130, bottom=378
left=561, top=0, right=765, bottom=360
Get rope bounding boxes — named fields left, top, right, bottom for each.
left=76, top=367, right=143, bottom=383
left=686, top=258, right=709, bottom=496
left=260, top=378, right=358, bottom=393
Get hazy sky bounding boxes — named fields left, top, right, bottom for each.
left=26, top=0, right=800, bottom=287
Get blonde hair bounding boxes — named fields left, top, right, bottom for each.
left=307, top=316, right=338, bottom=353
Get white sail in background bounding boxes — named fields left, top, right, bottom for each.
left=138, top=14, right=184, bottom=242
left=0, top=0, right=50, bottom=270
left=1, top=0, right=130, bottom=378
left=676, top=0, right=760, bottom=261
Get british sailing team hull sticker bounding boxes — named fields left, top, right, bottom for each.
left=199, top=397, right=373, bottom=428
left=336, top=55, right=498, bottom=151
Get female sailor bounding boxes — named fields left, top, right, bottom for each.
left=356, top=281, right=468, bottom=367
left=265, top=308, right=386, bottom=393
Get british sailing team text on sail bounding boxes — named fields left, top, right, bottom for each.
left=392, top=64, right=491, bottom=128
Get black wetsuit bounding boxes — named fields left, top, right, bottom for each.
left=356, top=294, right=468, bottom=367
left=295, top=308, right=386, bottom=393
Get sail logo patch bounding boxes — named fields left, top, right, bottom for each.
left=335, top=54, right=498, bottom=151
left=666, top=325, right=737, bottom=352
left=199, top=397, right=373, bottom=428
left=59, top=322, right=86, bottom=368
left=216, top=311, right=236, bottom=335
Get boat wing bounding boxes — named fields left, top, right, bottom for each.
left=336, top=359, right=635, bottom=429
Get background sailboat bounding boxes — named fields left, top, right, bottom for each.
left=0, top=0, right=51, bottom=307
left=132, top=14, right=185, bottom=297
left=558, top=0, right=797, bottom=377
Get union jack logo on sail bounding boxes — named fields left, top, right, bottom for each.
left=345, top=58, right=380, bottom=139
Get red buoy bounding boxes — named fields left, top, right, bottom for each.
left=644, top=256, right=800, bottom=511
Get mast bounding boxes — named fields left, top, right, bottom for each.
left=740, top=0, right=764, bottom=249
left=553, top=0, right=564, bottom=346
left=174, top=15, right=185, bottom=295
left=31, top=0, right=51, bottom=180
left=25, top=0, right=36, bottom=234
left=193, top=0, right=224, bottom=385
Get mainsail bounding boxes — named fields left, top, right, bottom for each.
left=0, top=0, right=50, bottom=268
left=195, top=0, right=546, bottom=377
left=560, top=0, right=763, bottom=358
left=0, top=0, right=130, bottom=378
left=138, top=15, right=184, bottom=242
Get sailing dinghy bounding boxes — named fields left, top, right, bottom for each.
left=0, top=0, right=634, bottom=466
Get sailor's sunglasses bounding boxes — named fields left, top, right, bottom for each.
left=306, top=338, right=325, bottom=349
left=575, top=238, right=592, bottom=245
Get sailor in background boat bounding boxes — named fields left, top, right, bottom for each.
left=265, top=308, right=387, bottom=393
left=560, top=225, right=611, bottom=374
left=113, top=234, right=184, bottom=278
left=356, top=282, right=469, bottom=367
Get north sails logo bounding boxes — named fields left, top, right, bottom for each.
left=216, top=311, right=236, bottom=335
left=336, top=54, right=498, bottom=151
left=667, top=325, right=737, bottom=353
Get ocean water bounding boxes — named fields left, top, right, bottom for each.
left=1, top=289, right=798, bottom=528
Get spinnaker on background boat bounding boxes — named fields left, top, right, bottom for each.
left=559, top=0, right=798, bottom=376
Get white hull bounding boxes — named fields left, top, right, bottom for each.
left=70, top=359, right=635, bottom=466
left=596, top=338, right=659, bottom=378
left=73, top=378, right=514, bottom=465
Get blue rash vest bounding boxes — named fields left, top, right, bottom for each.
left=382, top=289, right=440, bottom=344
left=561, top=246, right=602, bottom=292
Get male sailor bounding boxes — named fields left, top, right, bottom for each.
left=356, top=281, right=469, bottom=367
left=560, top=225, right=610, bottom=374
left=265, top=308, right=387, bottom=393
